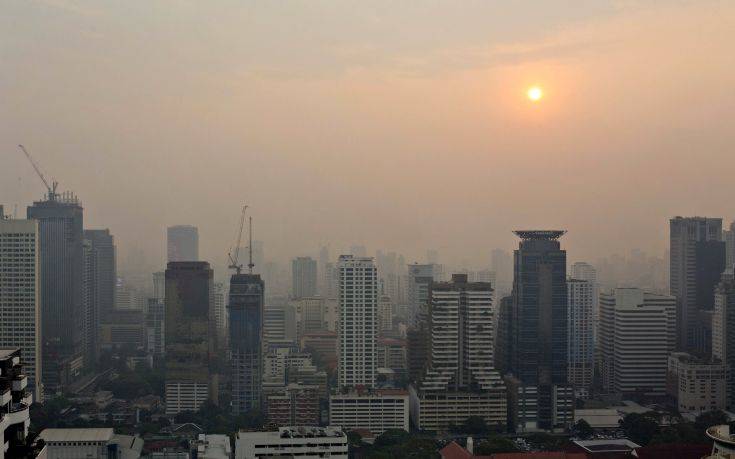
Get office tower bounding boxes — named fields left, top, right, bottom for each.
left=378, top=294, right=393, bottom=333
left=152, top=271, right=165, bottom=301
left=567, top=279, right=594, bottom=397
left=412, top=274, right=507, bottom=431
left=670, top=217, right=726, bottom=355
left=324, top=262, right=339, bottom=298
left=146, top=298, right=165, bottom=359
left=598, top=288, right=676, bottom=396
left=725, top=221, right=735, bottom=269
left=83, top=229, right=116, bottom=367
left=229, top=273, right=264, bottom=415
left=27, top=191, right=85, bottom=392
left=337, top=255, right=377, bottom=389
left=407, top=264, right=435, bottom=327
left=0, top=349, right=34, bottom=457
left=164, top=262, right=214, bottom=415
left=213, top=281, right=227, bottom=350
left=510, top=230, right=572, bottom=431
left=713, top=270, right=735, bottom=408
left=0, top=218, right=42, bottom=401
left=263, top=303, right=297, bottom=351
left=494, top=296, right=513, bottom=375
left=166, top=225, right=199, bottom=262
left=292, top=257, right=317, bottom=299
left=570, top=262, right=600, bottom=342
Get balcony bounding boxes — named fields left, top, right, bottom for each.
left=12, top=375, right=27, bottom=392
left=0, top=387, right=10, bottom=406
left=5, top=402, right=29, bottom=426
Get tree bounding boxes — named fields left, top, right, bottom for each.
left=695, top=410, right=729, bottom=431
left=619, top=413, right=660, bottom=446
left=347, top=430, right=364, bottom=448
left=526, top=432, right=567, bottom=451
left=456, top=416, right=490, bottom=435
left=572, top=419, right=594, bottom=440
left=475, top=435, right=519, bottom=454
left=373, top=429, right=411, bottom=449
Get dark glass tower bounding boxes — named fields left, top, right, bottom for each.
left=228, top=273, right=264, bottom=415
left=27, top=193, right=85, bottom=391
left=82, top=229, right=116, bottom=367
left=511, top=230, right=571, bottom=430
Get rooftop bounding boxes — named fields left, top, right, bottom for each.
left=513, top=230, right=566, bottom=240
left=40, top=428, right=114, bottom=443
left=573, top=439, right=641, bottom=453
left=0, top=348, right=20, bottom=360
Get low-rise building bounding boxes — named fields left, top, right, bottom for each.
left=667, top=352, right=727, bottom=414
left=39, top=428, right=143, bottom=459
left=376, top=337, right=407, bottom=374
left=328, top=389, right=409, bottom=435
left=235, top=426, right=347, bottom=459
left=266, top=385, right=320, bottom=427
left=195, top=434, right=232, bottom=459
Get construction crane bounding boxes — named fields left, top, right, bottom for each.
left=247, top=216, right=254, bottom=274
left=228, top=205, right=248, bottom=274
left=18, top=144, right=58, bottom=201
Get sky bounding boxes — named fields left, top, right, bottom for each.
left=2, top=0, right=734, bottom=274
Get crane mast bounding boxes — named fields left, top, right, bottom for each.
left=18, top=144, right=58, bottom=201
left=228, top=206, right=247, bottom=274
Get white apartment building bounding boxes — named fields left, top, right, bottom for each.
left=337, top=255, right=378, bottom=389
left=236, top=426, right=347, bottom=459
left=598, top=288, right=676, bottom=396
left=567, top=279, right=594, bottom=396
left=39, top=428, right=142, bottom=459
left=329, top=390, right=410, bottom=435
left=0, top=218, right=42, bottom=402
left=165, top=381, right=208, bottom=415
left=667, top=352, right=727, bottom=414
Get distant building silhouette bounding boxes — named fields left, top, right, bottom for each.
left=167, top=225, right=199, bottom=262
left=291, top=256, right=317, bottom=299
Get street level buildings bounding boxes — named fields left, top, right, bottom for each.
left=329, top=389, right=409, bottom=435
left=235, top=426, right=347, bottom=459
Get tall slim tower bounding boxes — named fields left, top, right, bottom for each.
left=229, top=273, right=264, bottom=414
left=713, top=270, right=735, bottom=408
left=27, top=192, right=85, bottom=392
left=337, top=255, right=378, bottom=389
left=83, top=229, right=116, bottom=366
left=0, top=217, right=42, bottom=401
left=510, top=230, right=572, bottom=431
left=567, top=279, right=594, bottom=395
left=670, top=217, right=725, bottom=354
left=167, top=225, right=199, bottom=262
left=292, top=256, right=318, bottom=299
left=164, top=261, right=214, bottom=415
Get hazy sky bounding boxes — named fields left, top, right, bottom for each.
left=2, top=0, right=734, bottom=273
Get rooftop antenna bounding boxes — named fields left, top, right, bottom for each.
left=227, top=205, right=247, bottom=274
left=18, top=144, right=58, bottom=201
left=248, top=216, right=255, bottom=274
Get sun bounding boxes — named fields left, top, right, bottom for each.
left=527, top=86, right=543, bottom=102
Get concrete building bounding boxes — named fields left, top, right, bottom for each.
left=337, top=255, right=378, bottom=389
left=165, top=262, right=215, bottom=415
left=412, top=274, right=507, bottom=431
left=195, top=434, right=231, bottom=459
left=0, top=218, right=42, bottom=401
left=235, top=426, right=347, bottom=459
left=292, top=296, right=337, bottom=340
left=598, top=288, right=676, bottom=396
left=407, top=264, right=435, bottom=328
left=266, top=385, right=320, bottom=427
left=376, top=338, right=406, bottom=374
left=263, top=303, right=297, bottom=351
left=706, top=425, right=735, bottom=459
left=570, top=262, right=600, bottom=342
left=713, top=269, right=735, bottom=408
left=329, top=389, right=409, bottom=435
left=510, top=231, right=573, bottom=431
left=229, top=273, right=264, bottom=415
left=726, top=221, right=735, bottom=270
left=670, top=217, right=726, bottom=355
left=667, top=352, right=726, bottom=414
left=39, top=428, right=143, bottom=459
left=0, top=348, right=34, bottom=459
left=83, top=229, right=116, bottom=366
left=300, top=331, right=337, bottom=370
left=166, top=225, right=198, bottom=262
left=377, top=293, right=393, bottom=333
left=494, top=296, right=513, bottom=375
left=146, top=298, right=165, bottom=359
left=212, top=282, right=227, bottom=351
left=27, top=192, right=85, bottom=391
left=292, top=257, right=317, bottom=299
left=567, top=279, right=595, bottom=396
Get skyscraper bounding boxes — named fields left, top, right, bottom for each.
left=83, top=229, right=116, bottom=366
left=27, top=192, right=85, bottom=391
left=0, top=217, right=42, bottom=401
left=229, top=273, right=264, bottom=415
left=567, top=279, right=594, bottom=396
left=407, top=264, right=435, bottom=328
left=337, top=255, right=377, bottom=389
left=725, top=221, right=735, bottom=270
left=412, top=274, right=507, bottom=431
left=598, top=288, right=676, bottom=396
left=510, top=230, right=572, bottom=431
left=713, top=269, right=735, bottom=408
left=291, top=256, right=317, bottom=299
left=670, top=217, right=726, bottom=355
left=167, top=225, right=199, bottom=262
left=164, top=261, right=214, bottom=415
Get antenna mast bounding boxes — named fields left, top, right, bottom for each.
left=248, top=216, right=255, bottom=274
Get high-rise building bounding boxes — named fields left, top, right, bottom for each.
left=337, top=255, right=377, bottom=389
left=0, top=218, right=42, bottom=401
left=229, top=273, right=264, bottom=415
left=27, top=192, right=85, bottom=392
left=407, top=264, right=435, bottom=328
left=725, top=221, right=735, bottom=270
left=713, top=269, right=735, bottom=408
left=213, top=281, right=227, bottom=350
left=570, top=262, right=600, bottom=345
left=152, top=271, right=165, bottom=301
left=378, top=294, right=393, bottom=334
left=146, top=298, right=165, bottom=359
left=491, top=249, right=513, bottom=296
left=164, top=262, right=214, bottom=415
left=510, top=230, right=572, bottom=431
left=411, top=274, right=507, bottom=431
left=292, top=257, right=317, bottom=299
left=567, top=279, right=594, bottom=397
left=667, top=352, right=726, bottom=414
left=0, top=348, right=35, bottom=458
left=494, top=296, right=513, bottom=375
left=166, top=225, right=199, bottom=262
left=670, top=217, right=726, bottom=355
left=82, top=229, right=115, bottom=367
left=598, top=288, right=676, bottom=396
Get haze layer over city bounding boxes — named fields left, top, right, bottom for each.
left=3, top=1, right=734, bottom=277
